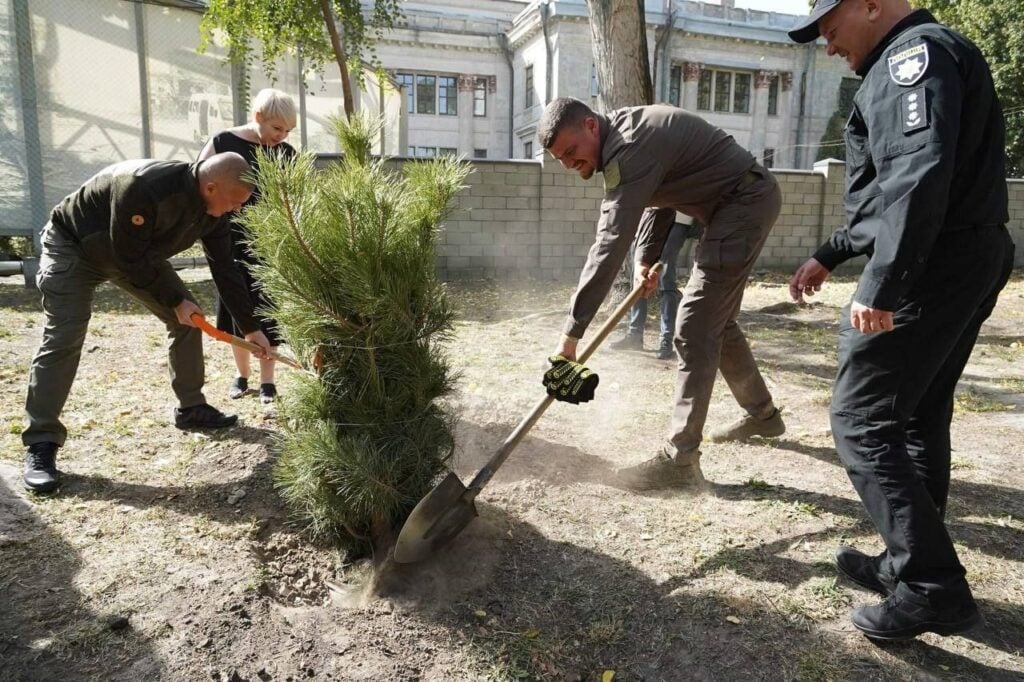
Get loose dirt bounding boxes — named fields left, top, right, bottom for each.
left=1, top=270, right=1022, bottom=680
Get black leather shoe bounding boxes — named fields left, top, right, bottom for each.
left=835, top=546, right=897, bottom=596
left=24, top=442, right=61, bottom=493
left=851, top=592, right=982, bottom=641
left=174, top=404, right=238, bottom=430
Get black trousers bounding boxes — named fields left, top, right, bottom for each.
left=831, top=225, right=1014, bottom=605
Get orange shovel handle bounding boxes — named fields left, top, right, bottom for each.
left=190, top=313, right=303, bottom=371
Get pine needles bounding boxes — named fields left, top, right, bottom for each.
left=240, top=115, right=470, bottom=548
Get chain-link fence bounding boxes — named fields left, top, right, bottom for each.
left=1, top=0, right=402, bottom=256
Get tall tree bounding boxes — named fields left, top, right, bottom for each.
left=919, top=0, right=1024, bottom=175
left=586, top=0, right=655, bottom=110
left=199, top=0, right=402, bottom=119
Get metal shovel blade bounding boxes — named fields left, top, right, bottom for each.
left=393, top=472, right=479, bottom=563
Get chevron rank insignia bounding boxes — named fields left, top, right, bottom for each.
left=888, top=43, right=928, bottom=86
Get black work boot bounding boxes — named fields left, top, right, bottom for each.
left=24, top=442, right=61, bottom=493
left=609, top=332, right=643, bottom=351
left=835, top=546, right=897, bottom=596
left=174, top=404, right=238, bottom=430
left=851, top=591, right=982, bottom=641
left=616, top=451, right=704, bottom=492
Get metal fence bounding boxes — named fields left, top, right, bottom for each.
left=0, top=0, right=380, bottom=254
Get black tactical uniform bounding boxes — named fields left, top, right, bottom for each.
left=23, top=159, right=258, bottom=448
left=811, top=11, right=1014, bottom=611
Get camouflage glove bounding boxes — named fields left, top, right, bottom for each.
left=542, top=355, right=600, bottom=404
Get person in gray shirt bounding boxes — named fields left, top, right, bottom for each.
left=538, top=97, right=784, bottom=490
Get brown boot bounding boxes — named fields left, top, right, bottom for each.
left=708, top=408, right=785, bottom=442
left=616, top=451, right=704, bottom=491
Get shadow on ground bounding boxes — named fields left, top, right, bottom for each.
left=0, top=471, right=163, bottom=681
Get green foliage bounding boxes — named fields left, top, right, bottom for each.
left=918, top=0, right=1024, bottom=175
left=198, top=0, right=401, bottom=97
left=241, top=116, right=470, bottom=546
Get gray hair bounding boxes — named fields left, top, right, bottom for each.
left=199, top=151, right=253, bottom=190
left=537, top=97, right=596, bottom=149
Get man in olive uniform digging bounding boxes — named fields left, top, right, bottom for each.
left=21, top=152, right=272, bottom=493
left=538, top=97, right=785, bottom=490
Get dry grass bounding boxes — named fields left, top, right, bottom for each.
left=1, top=270, right=1022, bottom=680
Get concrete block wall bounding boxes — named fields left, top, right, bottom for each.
left=317, top=155, right=1024, bottom=279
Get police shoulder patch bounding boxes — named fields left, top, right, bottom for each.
left=603, top=160, right=621, bottom=192
left=888, top=42, right=929, bottom=86
left=901, top=87, right=929, bottom=134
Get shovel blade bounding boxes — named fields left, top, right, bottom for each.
left=393, top=472, right=479, bottom=563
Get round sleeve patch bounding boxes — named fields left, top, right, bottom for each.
left=131, top=214, right=145, bottom=226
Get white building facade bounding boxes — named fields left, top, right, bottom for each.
left=376, top=0, right=854, bottom=169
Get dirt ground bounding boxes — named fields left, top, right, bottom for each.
left=1, top=268, right=1022, bottom=681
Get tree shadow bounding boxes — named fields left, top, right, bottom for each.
left=373, top=505, right=1021, bottom=680
left=0, top=468, right=163, bottom=681
left=762, top=441, right=1024, bottom=562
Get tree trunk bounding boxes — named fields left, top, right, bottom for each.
left=319, top=0, right=355, bottom=119
left=585, top=0, right=654, bottom=111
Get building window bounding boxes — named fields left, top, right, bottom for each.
left=439, top=147, right=458, bottom=156
left=732, top=73, right=751, bottom=114
left=525, top=65, right=534, bottom=108
left=767, top=76, right=780, bottom=116
left=407, top=145, right=415, bottom=157
left=438, top=76, right=457, bottom=116
left=697, top=70, right=712, bottom=111
left=397, top=73, right=415, bottom=114
left=474, top=77, right=487, bottom=117
left=524, top=141, right=533, bottom=158
left=416, top=146, right=437, bottom=157
left=698, top=69, right=753, bottom=114
left=669, top=65, right=682, bottom=107
left=416, top=75, right=437, bottom=114
left=474, top=148, right=487, bottom=159
left=763, top=148, right=775, bottom=169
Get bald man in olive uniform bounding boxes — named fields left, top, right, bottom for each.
left=21, top=152, right=272, bottom=493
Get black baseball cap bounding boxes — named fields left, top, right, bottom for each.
left=788, top=0, right=843, bottom=44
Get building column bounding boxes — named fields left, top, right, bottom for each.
left=749, top=70, right=773, bottom=163
left=682, top=61, right=702, bottom=111
left=457, top=74, right=476, bottom=156
left=778, top=72, right=794, bottom=167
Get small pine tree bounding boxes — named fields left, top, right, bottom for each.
left=240, top=115, right=469, bottom=552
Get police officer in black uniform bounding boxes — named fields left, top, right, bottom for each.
left=788, top=0, right=1014, bottom=640
left=21, top=152, right=272, bottom=493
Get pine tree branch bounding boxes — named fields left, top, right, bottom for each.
left=278, top=181, right=331, bottom=281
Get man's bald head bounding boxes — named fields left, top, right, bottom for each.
left=198, top=152, right=254, bottom=217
